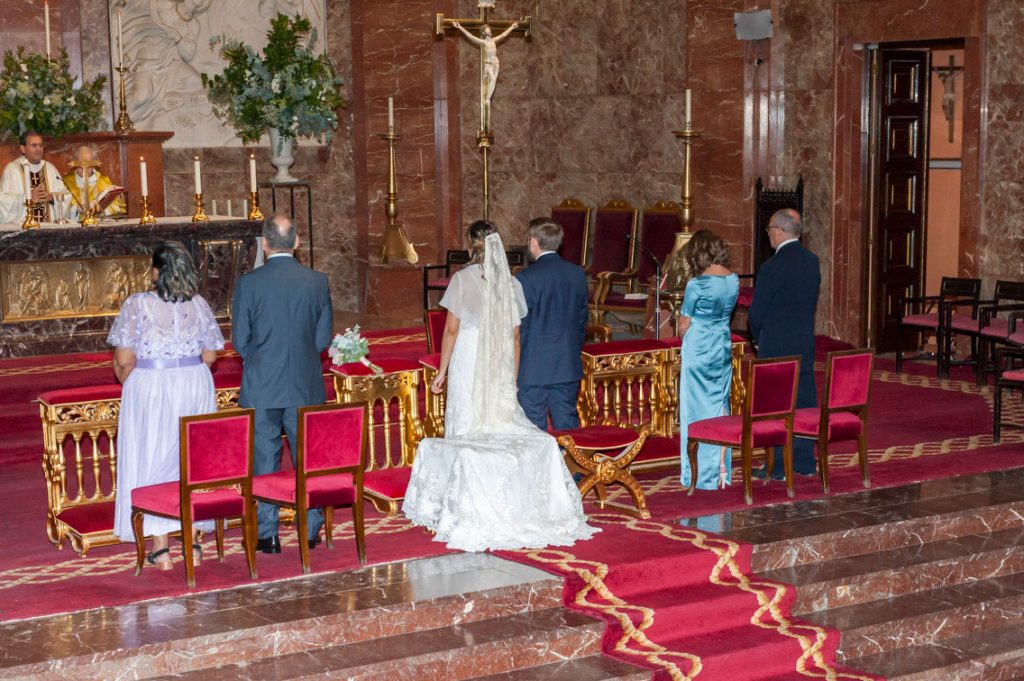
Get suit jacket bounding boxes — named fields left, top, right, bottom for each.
left=231, top=255, right=333, bottom=409
left=747, top=240, right=820, bottom=363
left=515, top=253, right=589, bottom=386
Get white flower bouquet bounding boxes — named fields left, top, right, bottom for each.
left=328, top=325, right=382, bottom=374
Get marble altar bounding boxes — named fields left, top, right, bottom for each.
left=0, top=217, right=259, bottom=357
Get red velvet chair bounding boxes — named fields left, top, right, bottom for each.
left=994, top=347, right=1024, bottom=443
left=424, top=308, right=447, bottom=354
left=793, top=349, right=874, bottom=494
left=551, top=197, right=591, bottom=268
left=130, top=409, right=258, bottom=589
left=422, top=249, right=471, bottom=310
left=895, top=276, right=981, bottom=378
left=251, top=402, right=368, bottom=574
left=589, top=199, right=639, bottom=280
left=686, top=356, right=800, bottom=504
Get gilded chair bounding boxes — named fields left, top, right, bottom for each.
left=252, top=403, right=368, bottom=574
left=419, top=353, right=446, bottom=438
left=551, top=197, right=591, bottom=268
left=588, top=199, right=639, bottom=282
left=556, top=423, right=654, bottom=519
left=424, top=308, right=447, bottom=354
left=895, top=276, right=981, bottom=378
left=793, top=349, right=874, bottom=494
left=686, top=356, right=800, bottom=505
left=994, top=347, right=1024, bottom=443
left=130, top=409, right=258, bottom=589
left=592, top=201, right=681, bottom=324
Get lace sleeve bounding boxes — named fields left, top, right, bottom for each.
left=106, top=294, right=142, bottom=349
left=192, top=295, right=226, bottom=351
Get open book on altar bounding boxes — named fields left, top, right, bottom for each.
left=91, top=185, right=124, bottom=211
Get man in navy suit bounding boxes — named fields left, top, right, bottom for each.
left=231, top=214, right=334, bottom=553
left=748, top=208, right=821, bottom=476
left=516, top=218, right=589, bottom=431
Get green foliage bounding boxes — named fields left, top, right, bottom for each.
left=0, top=47, right=106, bottom=140
left=201, top=13, right=344, bottom=146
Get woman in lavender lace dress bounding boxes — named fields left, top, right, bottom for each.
left=108, top=242, right=224, bottom=569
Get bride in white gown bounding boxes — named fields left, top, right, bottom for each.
left=403, top=223, right=598, bottom=552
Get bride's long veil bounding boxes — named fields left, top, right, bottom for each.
left=471, top=232, right=520, bottom=434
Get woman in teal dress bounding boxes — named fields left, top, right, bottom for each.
left=678, top=230, right=739, bottom=490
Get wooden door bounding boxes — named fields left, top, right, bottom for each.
left=873, top=50, right=930, bottom=352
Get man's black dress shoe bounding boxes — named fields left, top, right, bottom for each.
left=308, top=535, right=323, bottom=550
left=256, top=536, right=281, bottom=554
left=751, top=468, right=785, bottom=481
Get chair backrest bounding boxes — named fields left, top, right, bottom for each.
left=297, top=402, right=368, bottom=475
left=825, top=349, right=874, bottom=411
left=746, top=356, right=800, bottom=419
left=589, top=199, right=638, bottom=276
left=551, top=198, right=591, bottom=267
left=424, top=308, right=447, bottom=354
left=636, top=202, right=683, bottom=285
left=444, top=250, right=472, bottom=274
left=181, top=409, right=254, bottom=487
left=994, top=280, right=1024, bottom=305
left=939, top=276, right=981, bottom=300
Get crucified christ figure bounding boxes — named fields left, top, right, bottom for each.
left=451, top=20, right=519, bottom=131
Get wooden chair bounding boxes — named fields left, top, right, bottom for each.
left=588, top=199, right=639, bottom=280
left=551, top=198, right=591, bottom=268
left=895, top=276, right=981, bottom=378
left=130, top=409, right=258, bottom=589
left=422, top=250, right=471, bottom=310
left=424, top=308, right=447, bottom=354
left=793, top=349, right=874, bottom=494
left=965, top=281, right=1024, bottom=385
left=556, top=424, right=654, bottom=519
left=252, top=403, right=368, bottom=574
left=994, top=346, right=1024, bottom=443
left=686, top=356, right=800, bottom=504
left=753, top=176, right=803, bottom=275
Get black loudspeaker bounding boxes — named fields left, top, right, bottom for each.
left=734, top=10, right=772, bottom=40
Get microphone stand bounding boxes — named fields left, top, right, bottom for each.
left=644, top=249, right=662, bottom=338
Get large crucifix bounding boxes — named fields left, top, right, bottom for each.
left=436, top=1, right=532, bottom=220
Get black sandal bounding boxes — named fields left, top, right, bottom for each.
left=146, top=547, right=172, bottom=571
left=191, top=543, right=203, bottom=565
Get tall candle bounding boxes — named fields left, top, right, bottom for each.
left=193, top=156, right=202, bottom=195
left=117, top=10, right=124, bottom=65
left=243, top=199, right=249, bottom=217
left=685, top=89, right=692, bottom=126
left=23, top=165, right=32, bottom=201
left=44, top=1, right=51, bottom=60
left=387, top=97, right=394, bottom=130
left=139, top=157, right=148, bottom=196
left=226, top=199, right=232, bottom=217
left=249, top=153, right=257, bottom=193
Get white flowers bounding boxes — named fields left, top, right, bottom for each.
left=19, top=63, right=27, bottom=73
left=42, top=96, right=50, bottom=105
left=271, top=75, right=281, bottom=93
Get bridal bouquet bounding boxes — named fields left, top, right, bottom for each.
left=328, top=326, right=382, bottom=374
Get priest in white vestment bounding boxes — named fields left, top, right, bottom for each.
left=0, top=131, right=69, bottom=225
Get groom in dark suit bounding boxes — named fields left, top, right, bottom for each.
left=748, top=208, right=821, bottom=476
left=231, top=214, right=334, bottom=553
left=516, top=217, right=589, bottom=431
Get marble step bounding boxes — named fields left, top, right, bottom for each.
left=760, top=526, right=1024, bottom=614
left=149, top=607, right=605, bottom=680
left=805, top=571, right=1024, bottom=661
left=0, top=553, right=567, bottom=680
left=468, top=655, right=650, bottom=680
left=844, top=621, right=1024, bottom=681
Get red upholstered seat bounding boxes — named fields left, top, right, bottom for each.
left=633, top=435, right=680, bottom=465
left=980, top=318, right=1011, bottom=339
left=736, top=286, right=754, bottom=309
left=949, top=316, right=981, bottom=333
left=363, top=466, right=413, bottom=500
left=252, top=402, right=368, bottom=574
left=552, top=425, right=640, bottom=450
left=419, top=353, right=441, bottom=370
left=1009, top=329, right=1024, bottom=346
left=56, top=502, right=114, bottom=535
left=555, top=423, right=653, bottom=518
left=688, top=416, right=788, bottom=447
left=902, top=312, right=939, bottom=329
left=583, top=339, right=665, bottom=357
left=130, top=409, right=258, bottom=589
left=793, top=408, right=864, bottom=441
left=1005, top=368, right=1024, bottom=382
left=601, top=292, right=646, bottom=310
left=38, top=384, right=122, bottom=404
left=332, top=357, right=421, bottom=376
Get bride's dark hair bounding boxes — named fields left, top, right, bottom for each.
left=466, top=219, right=497, bottom=264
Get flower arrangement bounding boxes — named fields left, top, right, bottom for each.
left=201, top=13, right=344, bottom=148
left=0, top=47, right=106, bottom=140
left=328, top=326, right=382, bottom=374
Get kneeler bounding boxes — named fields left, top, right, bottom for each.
left=555, top=423, right=653, bottom=519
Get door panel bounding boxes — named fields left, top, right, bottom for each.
left=873, top=50, right=929, bottom=352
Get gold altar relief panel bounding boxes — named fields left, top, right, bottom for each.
left=0, top=255, right=151, bottom=322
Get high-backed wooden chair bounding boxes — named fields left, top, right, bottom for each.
left=956, top=280, right=1024, bottom=385
left=424, top=308, right=447, bottom=354
left=422, top=250, right=471, bottom=310
left=896, top=276, right=981, bottom=378
left=793, top=349, right=874, bottom=494
left=551, top=198, right=591, bottom=268
left=588, top=199, right=639, bottom=281
left=994, top=346, right=1024, bottom=443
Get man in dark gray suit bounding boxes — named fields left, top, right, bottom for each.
left=516, top=218, right=589, bottom=431
left=231, top=214, right=333, bottom=554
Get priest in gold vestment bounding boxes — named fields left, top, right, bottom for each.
left=62, top=146, right=126, bottom=220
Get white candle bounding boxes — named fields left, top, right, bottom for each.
left=211, top=199, right=218, bottom=215
left=387, top=97, right=394, bottom=130
left=226, top=199, right=232, bottom=217
left=249, top=153, right=257, bottom=193
left=23, top=164, right=32, bottom=201
left=243, top=199, right=249, bottom=217
left=44, top=1, right=51, bottom=60
left=117, top=10, right=124, bottom=65
left=685, top=89, right=692, bottom=126
left=193, top=156, right=202, bottom=195
left=139, top=157, right=148, bottom=196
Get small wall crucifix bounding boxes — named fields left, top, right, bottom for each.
left=932, top=55, right=963, bottom=144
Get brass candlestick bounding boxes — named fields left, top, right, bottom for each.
left=378, top=130, right=419, bottom=265
left=138, top=195, right=156, bottom=225
left=662, top=125, right=703, bottom=291
left=247, top=191, right=264, bottom=221
left=113, top=64, right=135, bottom=134
left=191, top=194, right=208, bottom=223
left=477, top=131, right=493, bottom=221
left=21, top=199, right=39, bottom=230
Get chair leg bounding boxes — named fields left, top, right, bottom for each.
left=686, top=439, right=698, bottom=496
left=857, top=432, right=870, bottom=488
left=215, top=518, right=225, bottom=562
left=895, top=327, right=904, bottom=374
left=245, top=498, right=258, bottom=579
left=818, top=440, right=829, bottom=495
left=296, top=505, right=310, bottom=575
left=324, top=506, right=334, bottom=550
left=742, top=446, right=753, bottom=505
left=782, top=440, right=795, bottom=499
left=994, top=382, right=1003, bottom=444
left=353, top=492, right=366, bottom=565
left=182, top=518, right=196, bottom=589
left=131, top=509, right=146, bottom=577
